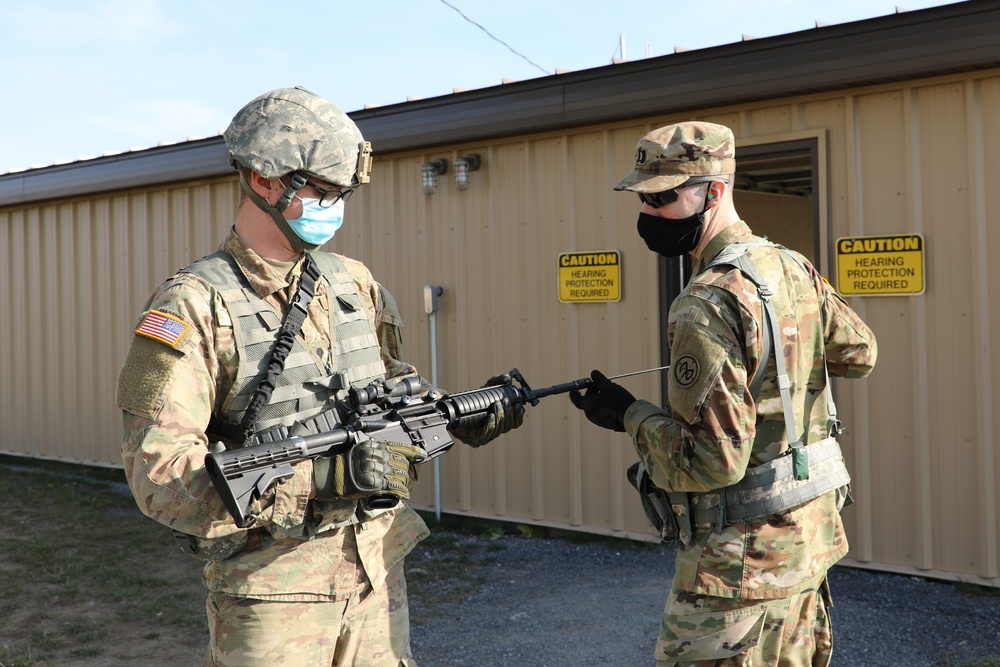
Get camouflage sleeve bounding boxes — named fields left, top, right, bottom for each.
left=816, top=271, right=878, bottom=378
left=375, top=283, right=419, bottom=381
left=116, top=276, right=311, bottom=538
left=624, top=292, right=756, bottom=493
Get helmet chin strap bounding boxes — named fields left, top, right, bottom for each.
left=238, top=172, right=321, bottom=253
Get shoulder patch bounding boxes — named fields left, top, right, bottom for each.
left=673, top=355, right=701, bottom=388
left=668, top=321, right=734, bottom=423
left=116, top=335, right=186, bottom=418
left=135, top=309, right=190, bottom=349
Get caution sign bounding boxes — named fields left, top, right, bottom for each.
left=836, top=234, right=925, bottom=296
left=558, top=250, right=621, bottom=302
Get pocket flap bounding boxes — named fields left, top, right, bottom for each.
left=656, top=603, right=767, bottom=662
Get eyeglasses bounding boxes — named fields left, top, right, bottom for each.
left=637, top=179, right=721, bottom=209
left=304, top=179, right=355, bottom=208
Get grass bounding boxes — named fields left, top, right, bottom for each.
left=0, top=455, right=207, bottom=666
left=0, top=458, right=518, bottom=665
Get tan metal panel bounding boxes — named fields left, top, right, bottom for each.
left=0, top=177, right=238, bottom=465
left=907, top=82, right=973, bottom=578
left=851, top=89, right=925, bottom=572
left=974, top=77, right=1000, bottom=580
left=745, top=104, right=796, bottom=136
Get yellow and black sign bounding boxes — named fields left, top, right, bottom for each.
left=836, top=234, right=925, bottom=296
left=558, top=250, right=621, bottom=302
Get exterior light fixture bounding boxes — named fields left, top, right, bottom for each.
left=453, top=154, right=482, bottom=191
left=421, top=159, right=448, bottom=195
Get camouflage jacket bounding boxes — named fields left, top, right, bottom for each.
left=117, top=228, right=428, bottom=601
left=624, top=221, right=877, bottom=600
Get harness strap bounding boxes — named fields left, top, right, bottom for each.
left=228, top=253, right=322, bottom=448
left=706, top=241, right=808, bottom=481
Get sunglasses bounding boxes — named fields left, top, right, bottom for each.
left=637, top=179, right=720, bottom=209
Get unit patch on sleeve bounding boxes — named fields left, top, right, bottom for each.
left=673, top=355, right=701, bottom=388
left=135, top=309, right=189, bottom=348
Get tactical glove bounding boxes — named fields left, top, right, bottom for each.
left=450, top=374, right=526, bottom=447
left=313, top=438, right=426, bottom=503
left=569, top=370, right=637, bottom=432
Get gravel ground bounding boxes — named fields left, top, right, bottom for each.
left=408, top=531, right=1000, bottom=667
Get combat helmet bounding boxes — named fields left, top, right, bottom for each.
left=224, top=86, right=373, bottom=251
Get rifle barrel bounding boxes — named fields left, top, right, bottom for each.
left=528, top=365, right=670, bottom=400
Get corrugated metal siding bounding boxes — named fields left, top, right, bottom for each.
left=1, top=70, right=998, bottom=585
left=0, top=177, right=238, bottom=464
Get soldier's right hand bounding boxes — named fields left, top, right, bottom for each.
left=569, top=370, right=637, bottom=433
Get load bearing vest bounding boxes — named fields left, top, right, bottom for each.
left=183, top=250, right=385, bottom=436
left=642, top=239, right=852, bottom=542
left=176, top=250, right=390, bottom=553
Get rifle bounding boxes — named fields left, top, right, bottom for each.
left=205, top=366, right=666, bottom=528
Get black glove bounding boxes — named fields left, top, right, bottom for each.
left=569, top=370, right=636, bottom=432
left=450, top=374, right=526, bottom=447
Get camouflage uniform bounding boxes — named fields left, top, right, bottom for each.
left=614, top=123, right=878, bottom=665
left=118, top=87, right=521, bottom=666
left=117, top=229, right=428, bottom=666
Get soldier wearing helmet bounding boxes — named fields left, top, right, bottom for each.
left=117, top=87, right=521, bottom=666
left=569, top=121, right=878, bottom=666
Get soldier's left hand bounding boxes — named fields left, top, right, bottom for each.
left=569, top=370, right=636, bottom=432
left=449, top=374, right=525, bottom=448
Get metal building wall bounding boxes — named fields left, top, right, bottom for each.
left=1, top=68, right=998, bottom=585
left=0, top=177, right=239, bottom=465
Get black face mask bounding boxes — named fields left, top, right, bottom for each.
left=636, top=210, right=705, bottom=257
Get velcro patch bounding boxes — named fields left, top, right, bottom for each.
left=668, top=321, right=734, bottom=423
left=135, top=309, right=189, bottom=348
left=116, top=335, right=186, bottom=418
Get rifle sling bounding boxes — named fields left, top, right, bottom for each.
left=222, top=253, right=322, bottom=448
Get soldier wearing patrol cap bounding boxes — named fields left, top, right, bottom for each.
left=570, top=121, right=878, bottom=666
left=117, top=86, right=522, bottom=666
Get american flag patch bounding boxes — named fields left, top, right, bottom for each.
left=136, top=310, right=189, bottom=347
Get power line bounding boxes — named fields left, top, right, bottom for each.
left=437, top=0, right=551, bottom=76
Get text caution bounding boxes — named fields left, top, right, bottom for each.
left=836, top=234, right=925, bottom=296
left=558, top=251, right=622, bottom=302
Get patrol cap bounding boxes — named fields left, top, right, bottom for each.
left=614, top=121, right=736, bottom=193
left=224, top=86, right=371, bottom=187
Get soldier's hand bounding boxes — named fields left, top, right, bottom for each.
left=450, top=374, right=526, bottom=448
left=569, top=370, right=636, bottom=432
left=313, top=438, right=426, bottom=502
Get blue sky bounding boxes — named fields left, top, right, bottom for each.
left=1, top=0, right=965, bottom=173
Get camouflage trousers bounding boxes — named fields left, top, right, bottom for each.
left=654, top=579, right=833, bottom=667
left=202, top=562, right=415, bottom=667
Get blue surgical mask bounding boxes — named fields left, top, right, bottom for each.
left=286, top=198, right=345, bottom=246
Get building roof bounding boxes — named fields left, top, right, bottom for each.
left=2, top=0, right=999, bottom=208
